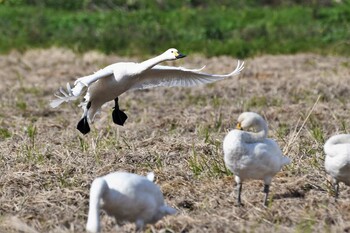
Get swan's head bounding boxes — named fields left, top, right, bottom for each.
left=163, top=48, right=186, bottom=60
left=236, top=112, right=267, bottom=131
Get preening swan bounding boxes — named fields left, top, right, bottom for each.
left=86, top=171, right=176, bottom=233
left=324, top=134, right=350, bottom=198
left=223, top=112, right=290, bottom=206
left=50, top=48, right=244, bottom=134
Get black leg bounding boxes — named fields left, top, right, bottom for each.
left=263, top=184, right=270, bottom=207
left=112, top=97, right=128, bottom=126
left=77, top=101, right=91, bottom=135
left=334, top=180, right=339, bottom=199
left=236, top=182, right=243, bottom=206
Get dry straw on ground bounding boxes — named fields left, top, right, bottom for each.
left=0, top=48, right=349, bottom=232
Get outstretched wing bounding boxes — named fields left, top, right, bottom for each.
left=72, top=68, right=114, bottom=96
left=49, top=68, right=114, bottom=108
left=129, top=60, right=244, bottom=90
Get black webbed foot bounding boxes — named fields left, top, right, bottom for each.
left=112, top=108, right=128, bottom=126
left=77, top=116, right=90, bottom=134
left=112, top=97, right=128, bottom=126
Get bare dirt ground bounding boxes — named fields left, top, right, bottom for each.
left=0, top=48, right=349, bottom=233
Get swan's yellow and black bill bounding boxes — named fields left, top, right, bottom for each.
left=236, top=122, right=243, bottom=130
left=175, top=52, right=186, bottom=59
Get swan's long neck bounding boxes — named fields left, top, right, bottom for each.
left=86, top=178, right=108, bottom=233
left=243, top=120, right=268, bottom=143
left=324, top=134, right=350, bottom=157
left=137, top=54, right=168, bottom=73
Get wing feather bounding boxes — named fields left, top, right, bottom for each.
left=129, top=61, right=244, bottom=91
left=49, top=67, right=114, bottom=108
left=71, top=68, right=114, bottom=96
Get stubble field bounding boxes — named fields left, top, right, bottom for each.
left=0, top=48, right=349, bottom=233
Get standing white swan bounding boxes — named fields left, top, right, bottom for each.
left=324, top=134, right=350, bottom=198
left=223, top=112, right=290, bottom=206
left=86, top=171, right=176, bottom=233
left=50, top=48, right=244, bottom=134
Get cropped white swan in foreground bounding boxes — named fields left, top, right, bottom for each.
left=86, top=171, right=176, bottom=233
left=50, top=48, right=244, bottom=134
left=324, top=134, right=350, bottom=198
left=223, top=112, right=291, bottom=206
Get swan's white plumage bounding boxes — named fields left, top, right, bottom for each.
left=223, top=112, right=290, bottom=205
left=50, top=48, right=244, bottom=126
left=146, top=172, right=155, bottom=182
left=86, top=171, right=176, bottom=233
left=128, top=62, right=244, bottom=90
left=324, top=134, right=350, bottom=189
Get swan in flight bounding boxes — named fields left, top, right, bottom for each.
left=324, top=134, right=350, bottom=198
left=50, top=48, right=244, bottom=134
left=86, top=171, right=176, bottom=233
left=223, top=112, right=290, bottom=206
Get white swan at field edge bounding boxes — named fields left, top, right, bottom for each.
left=223, top=112, right=291, bottom=206
left=50, top=48, right=244, bottom=134
left=324, top=134, right=350, bottom=198
left=86, top=171, right=176, bottom=233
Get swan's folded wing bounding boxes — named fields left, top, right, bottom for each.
left=129, top=60, right=244, bottom=90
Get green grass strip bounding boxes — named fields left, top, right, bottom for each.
left=0, top=4, right=349, bottom=57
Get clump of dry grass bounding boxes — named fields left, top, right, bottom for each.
left=0, top=48, right=350, bottom=232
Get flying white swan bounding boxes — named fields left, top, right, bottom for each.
left=223, top=112, right=291, bottom=206
left=86, top=171, right=176, bottom=233
left=324, top=134, right=350, bottom=198
left=50, top=48, right=244, bottom=134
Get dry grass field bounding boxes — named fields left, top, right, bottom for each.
left=0, top=48, right=349, bottom=233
